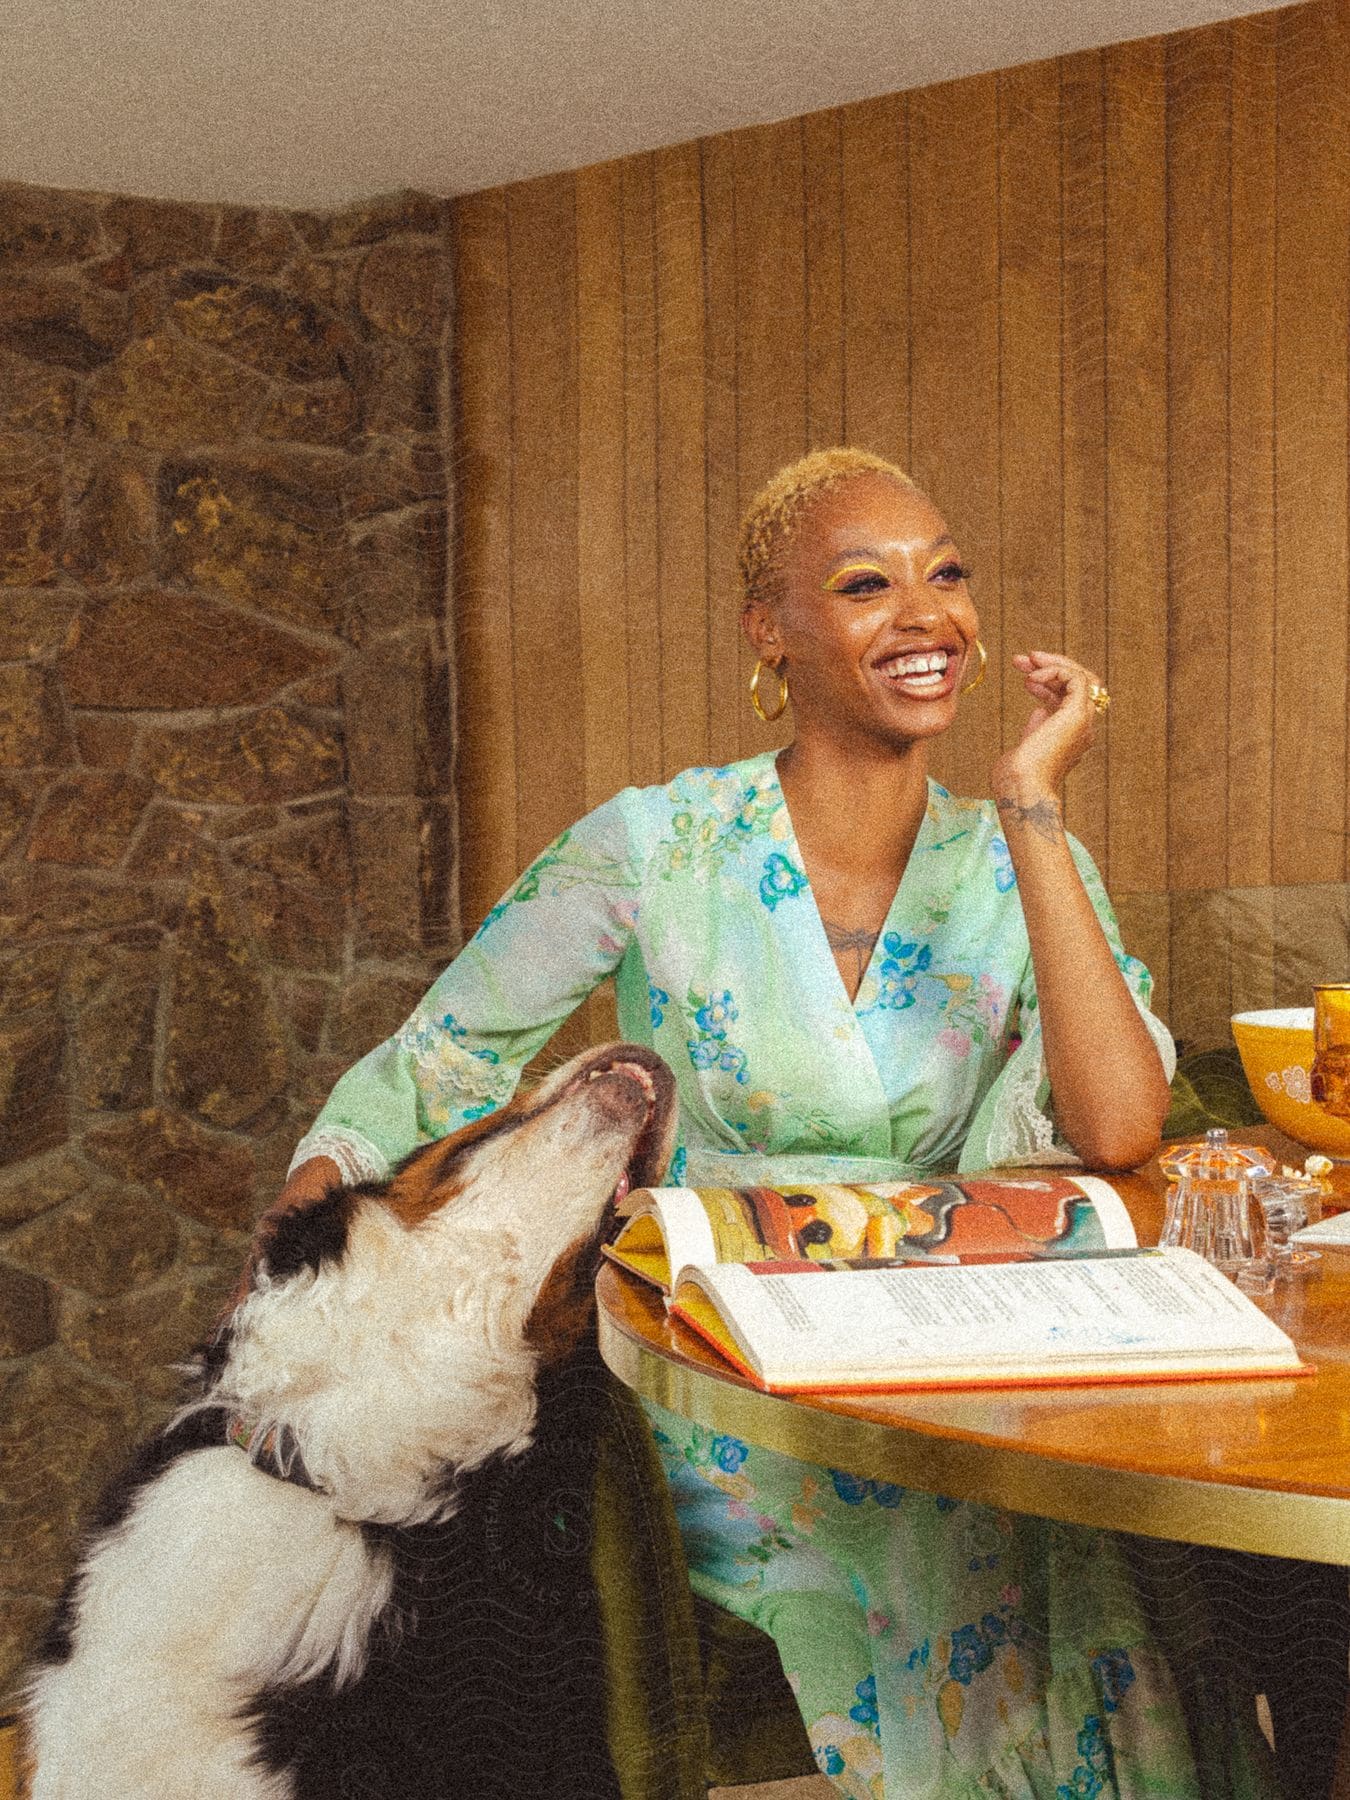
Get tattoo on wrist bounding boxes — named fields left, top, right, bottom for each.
left=995, top=796, right=1065, bottom=844
left=822, top=919, right=880, bottom=983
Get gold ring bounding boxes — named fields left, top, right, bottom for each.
left=1088, top=683, right=1111, bottom=714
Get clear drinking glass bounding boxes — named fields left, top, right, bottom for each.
left=1311, top=984, right=1350, bottom=1118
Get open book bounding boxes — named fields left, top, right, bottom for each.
left=605, top=1173, right=1140, bottom=1292
left=603, top=1176, right=1303, bottom=1393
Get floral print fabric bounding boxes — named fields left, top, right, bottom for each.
left=648, top=1405, right=1273, bottom=1800
left=296, top=753, right=1171, bottom=1182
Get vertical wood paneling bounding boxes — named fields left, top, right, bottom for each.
left=575, top=163, right=630, bottom=814
left=1167, top=24, right=1232, bottom=895
left=909, top=73, right=1002, bottom=801
left=733, top=120, right=810, bottom=762
left=803, top=110, right=845, bottom=452
left=620, top=155, right=662, bottom=789
left=505, top=175, right=582, bottom=872
left=1274, top=0, right=1350, bottom=886
left=841, top=93, right=909, bottom=466
left=654, top=141, right=711, bottom=776
left=1228, top=13, right=1278, bottom=892
left=700, top=132, right=745, bottom=755
left=1060, top=49, right=1110, bottom=865
left=564, top=164, right=630, bottom=1065
left=732, top=120, right=810, bottom=499
left=997, top=60, right=1064, bottom=765
left=453, top=0, right=1350, bottom=1047
left=1104, top=39, right=1168, bottom=897
left=452, top=188, right=518, bottom=928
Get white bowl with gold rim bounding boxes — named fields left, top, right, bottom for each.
left=1230, top=1007, right=1350, bottom=1157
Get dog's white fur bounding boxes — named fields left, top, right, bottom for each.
left=29, top=1454, right=391, bottom=1799
left=25, top=1045, right=673, bottom=1800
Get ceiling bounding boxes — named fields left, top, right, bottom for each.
left=1, top=0, right=1287, bottom=209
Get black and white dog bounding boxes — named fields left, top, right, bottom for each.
left=25, top=1043, right=677, bottom=1799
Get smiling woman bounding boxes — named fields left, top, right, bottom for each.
left=736, top=448, right=1171, bottom=1170
left=259, top=448, right=1279, bottom=1800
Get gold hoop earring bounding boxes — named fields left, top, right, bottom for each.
left=960, top=639, right=987, bottom=694
left=749, top=659, right=789, bottom=723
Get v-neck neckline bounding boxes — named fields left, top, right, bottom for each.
left=765, top=751, right=937, bottom=1016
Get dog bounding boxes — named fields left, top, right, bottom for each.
left=24, top=1041, right=677, bottom=1799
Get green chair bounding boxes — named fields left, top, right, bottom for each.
left=591, top=1371, right=814, bottom=1798
left=1161, top=1046, right=1264, bottom=1139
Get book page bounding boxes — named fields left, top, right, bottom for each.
left=1065, top=1175, right=1137, bottom=1248
left=612, top=1173, right=1133, bottom=1289
left=640, top=1188, right=718, bottom=1275
left=679, top=1250, right=1298, bottom=1387
left=604, top=1188, right=718, bottom=1287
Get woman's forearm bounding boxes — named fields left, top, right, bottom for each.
left=997, top=789, right=1170, bottom=1170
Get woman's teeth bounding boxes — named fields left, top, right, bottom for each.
left=879, top=650, right=950, bottom=690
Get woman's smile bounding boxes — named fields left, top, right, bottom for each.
left=871, top=641, right=963, bottom=699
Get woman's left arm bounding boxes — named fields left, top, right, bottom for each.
left=991, top=652, right=1172, bottom=1170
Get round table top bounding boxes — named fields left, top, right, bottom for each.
left=596, top=1129, right=1350, bottom=1564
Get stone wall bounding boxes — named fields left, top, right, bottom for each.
left=0, top=181, right=456, bottom=1698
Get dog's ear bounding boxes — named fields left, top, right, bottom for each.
left=256, top=1188, right=356, bottom=1283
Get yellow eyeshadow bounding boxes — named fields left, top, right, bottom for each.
left=822, top=562, right=887, bottom=592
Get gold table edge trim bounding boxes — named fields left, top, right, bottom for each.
left=597, top=1309, right=1350, bottom=1567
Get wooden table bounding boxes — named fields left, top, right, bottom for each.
left=596, top=1128, right=1350, bottom=1566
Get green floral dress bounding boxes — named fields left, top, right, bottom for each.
left=293, top=755, right=1272, bottom=1800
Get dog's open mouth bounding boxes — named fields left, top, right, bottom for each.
left=570, top=1045, right=676, bottom=1210
left=586, top=1059, right=655, bottom=1206
left=584, top=1058, right=656, bottom=1100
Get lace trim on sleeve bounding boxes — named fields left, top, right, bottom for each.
left=1140, top=1007, right=1177, bottom=1082
left=982, top=1029, right=1082, bottom=1167
left=981, top=1006, right=1177, bottom=1169
left=287, top=1126, right=391, bottom=1186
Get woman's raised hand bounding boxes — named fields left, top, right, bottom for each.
left=990, top=651, right=1105, bottom=803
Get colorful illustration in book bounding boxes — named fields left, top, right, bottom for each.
left=909, top=1176, right=1106, bottom=1258
left=698, top=1175, right=1102, bottom=1266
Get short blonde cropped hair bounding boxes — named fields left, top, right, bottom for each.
left=737, top=447, right=917, bottom=609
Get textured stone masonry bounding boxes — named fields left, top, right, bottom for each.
left=0, top=180, right=457, bottom=1697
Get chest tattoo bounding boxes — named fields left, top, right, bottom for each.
left=821, top=918, right=881, bottom=986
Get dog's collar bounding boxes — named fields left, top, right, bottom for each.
left=226, top=1415, right=321, bottom=1492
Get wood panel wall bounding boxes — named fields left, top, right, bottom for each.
left=451, top=0, right=1350, bottom=1048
